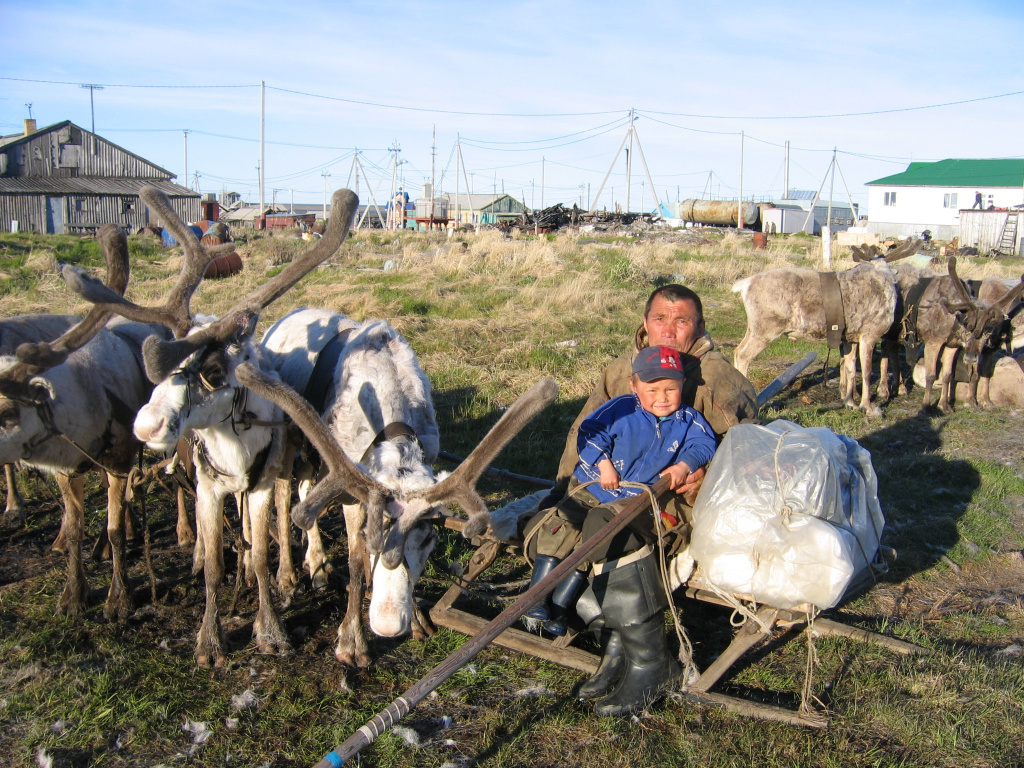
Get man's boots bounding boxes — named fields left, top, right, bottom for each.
left=591, top=549, right=681, bottom=717
left=572, top=582, right=625, bottom=700
left=523, top=554, right=560, bottom=622
left=543, top=569, right=588, bottom=636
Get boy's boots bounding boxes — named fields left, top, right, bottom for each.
left=523, top=554, right=560, bottom=622
left=571, top=579, right=625, bottom=700
left=542, top=569, right=588, bottom=636
left=591, top=549, right=681, bottom=717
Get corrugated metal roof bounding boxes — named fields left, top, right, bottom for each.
left=0, top=177, right=197, bottom=197
left=867, top=159, right=1024, bottom=187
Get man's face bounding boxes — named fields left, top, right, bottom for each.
left=631, top=376, right=683, bottom=418
left=643, top=296, right=704, bottom=353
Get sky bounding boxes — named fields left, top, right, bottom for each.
left=2, top=0, right=1022, bottom=218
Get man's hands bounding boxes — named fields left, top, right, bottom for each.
left=660, top=462, right=705, bottom=494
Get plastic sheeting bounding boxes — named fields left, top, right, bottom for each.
left=689, top=420, right=884, bottom=610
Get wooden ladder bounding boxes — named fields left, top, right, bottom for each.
left=997, top=212, right=1018, bottom=253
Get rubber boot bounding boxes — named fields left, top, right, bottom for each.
left=523, top=554, right=560, bottom=622
left=577, top=626, right=624, bottom=700
left=542, top=569, right=587, bottom=636
left=591, top=550, right=681, bottom=717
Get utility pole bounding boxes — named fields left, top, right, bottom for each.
left=183, top=130, right=190, bottom=190
left=322, top=170, right=331, bottom=219
left=259, top=80, right=265, bottom=230
left=541, top=156, right=545, bottom=210
left=738, top=130, right=744, bottom=230
left=625, top=108, right=635, bottom=213
left=290, top=189, right=294, bottom=215
left=80, top=84, right=104, bottom=134
left=784, top=140, right=790, bottom=199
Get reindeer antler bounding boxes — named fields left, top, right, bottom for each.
left=0, top=224, right=131, bottom=402
left=947, top=257, right=976, bottom=310
left=883, top=238, right=923, bottom=263
left=235, top=362, right=558, bottom=557
left=63, top=188, right=359, bottom=384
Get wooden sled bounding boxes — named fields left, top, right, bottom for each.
left=429, top=505, right=930, bottom=728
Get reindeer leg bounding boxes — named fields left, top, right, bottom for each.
left=55, top=474, right=87, bottom=618
left=238, top=492, right=255, bottom=587
left=2, top=464, right=25, bottom=528
left=859, top=338, right=882, bottom=417
left=274, top=446, right=300, bottom=595
left=195, top=478, right=228, bottom=667
left=103, top=472, right=133, bottom=623
left=732, top=330, right=772, bottom=378
left=839, top=343, right=859, bottom=411
left=249, top=485, right=291, bottom=656
left=304, top=521, right=332, bottom=591
left=176, top=482, right=195, bottom=547
left=920, top=344, right=941, bottom=412
left=336, top=502, right=371, bottom=668
left=938, top=346, right=958, bottom=413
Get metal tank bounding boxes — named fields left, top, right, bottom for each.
left=679, top=199, right=760, bottom=227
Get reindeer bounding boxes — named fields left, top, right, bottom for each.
left=235, top=363, right=557, bottom=667
left=0, top=225, right=172, bottom=622
left=969, top=276, right=1024, bottom=407
left=0, top=314, right=79, bottom=526
left=61, top=187, right=360, bottom=666
left=731, top=239, right=921, bottom=417
left=258, top=308, right=442, bottom=666
left=910, top=259, right=1024, bottom=412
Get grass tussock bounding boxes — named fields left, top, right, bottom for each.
left=1, top=226, right=1024, bottom=768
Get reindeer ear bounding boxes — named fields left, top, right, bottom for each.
left=142, top=336, right=200, bottom=385
left=27, top=376, right=56, bottom=402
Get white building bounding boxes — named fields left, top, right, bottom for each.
left=865, top=159, right=1024, bottom=246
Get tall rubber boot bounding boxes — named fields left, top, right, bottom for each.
left=542, top=569, right=587, bottom=636
left=571, top=584, right=626, bottom=700
left=523, top=554, right=560, bottom=622
left=592, top=550, right=681, bottom=717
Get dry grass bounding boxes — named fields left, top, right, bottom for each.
left=2, top=226, right=1024, bottom=768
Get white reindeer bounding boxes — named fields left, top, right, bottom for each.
left=61, top=187, right=360, bottom=666
left=236, top=363, right=557, bottom=667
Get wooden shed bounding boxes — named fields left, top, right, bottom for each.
left=0, top=119, right=199, bottom=234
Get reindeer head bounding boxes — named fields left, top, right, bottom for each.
left=944, top=259, right=1024, bottom=369
left=60, top=187, right=360, bottom=450
left=0, top=224, right=130, bottom=455
left=235, top=362, right=557, bottom=637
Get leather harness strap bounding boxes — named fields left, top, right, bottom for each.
left=305, top=328, right=353, bottom=414
left=818, top=271, right=846, bottom=349
left=360, top=421, right=419, bottom=465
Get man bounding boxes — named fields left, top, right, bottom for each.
left=529, top=283, right=758, bottom=716
left=973, top=191, right=983, bottom=210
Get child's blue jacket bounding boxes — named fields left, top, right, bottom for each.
left=573, top=393, right=716, bottom=505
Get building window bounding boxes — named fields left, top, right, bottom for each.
left=943, top=193, right=958, bottom=209
left=121, top=197, right=136, bottom=214
left=74, top=198, right=88, bottom=212
left=883, top=192, right=897, bottom=206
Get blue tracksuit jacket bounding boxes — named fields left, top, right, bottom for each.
left=573, top=393, right=717, bottom=505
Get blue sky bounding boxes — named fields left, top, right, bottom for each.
left=2, top=0, right=1022, bottom=216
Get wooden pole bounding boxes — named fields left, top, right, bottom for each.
left=311, top=477, right=671, bottom=768
left=756, top=352, right=818, bottom=409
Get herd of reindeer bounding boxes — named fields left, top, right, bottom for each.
left=2, top=186, right=1022, bottom=672
left=0, top=186, right=556, bottom=668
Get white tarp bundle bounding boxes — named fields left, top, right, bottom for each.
left=688, top=419, right=884, bottom=610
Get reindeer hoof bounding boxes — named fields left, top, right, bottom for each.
left=1, top=508, right=24, bottom=529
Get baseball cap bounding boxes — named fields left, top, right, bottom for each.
left=632, top=345, right=684, bottom=382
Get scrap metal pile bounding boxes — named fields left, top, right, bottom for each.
left=501, top=204, right=657, bottom=233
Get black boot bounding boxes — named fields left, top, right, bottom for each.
left=577, top=626, right=624, bottom=700
left=543, top=569, right=587, bottom=636
left=591, top=550, right=681, bottom=717
left=523, top=554, right=560, bottom=622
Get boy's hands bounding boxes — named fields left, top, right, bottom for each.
left=598, top=458, right=620, bottom=490
left=660, top=462, right=694, bottom=492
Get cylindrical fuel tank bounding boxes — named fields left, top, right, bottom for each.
left=679, top=199, right=760, bottom=226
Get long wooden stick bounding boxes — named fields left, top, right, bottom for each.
left=437, top=450, right=555, bottom=489
left=311, top=476, right=671, bottom=768
left=756, top=351, right=817, bottom=408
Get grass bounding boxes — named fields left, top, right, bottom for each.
left=2, top=226, right=1024, bottom=767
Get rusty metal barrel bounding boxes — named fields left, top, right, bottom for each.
left=203, top=251, right=243, bottom=279
left=679, top=199, right=760, bottom=227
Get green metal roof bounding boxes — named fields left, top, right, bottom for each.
left=867, top=158, right=1024, bottom=188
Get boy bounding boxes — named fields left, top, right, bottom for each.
left=524, top=345, right=717, bottom=635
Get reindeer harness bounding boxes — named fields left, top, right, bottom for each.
left=817, top=272, right=846, bottom=349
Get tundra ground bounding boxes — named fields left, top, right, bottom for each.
left=1, top=227, right=1022, bottom=768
